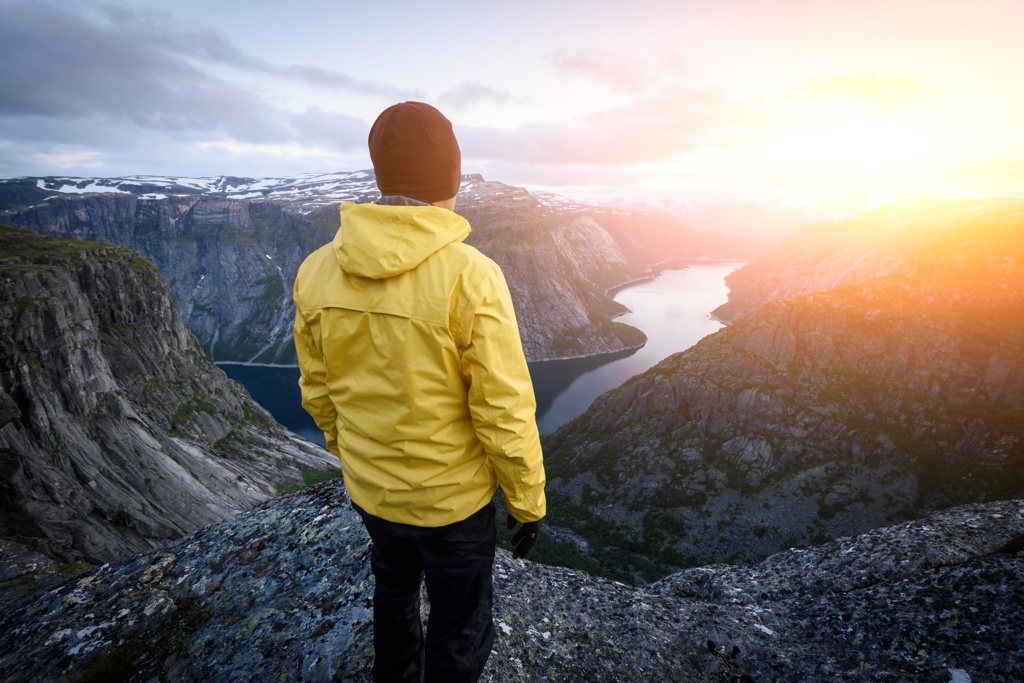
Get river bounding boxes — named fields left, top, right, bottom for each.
left=219, top=261, right=744, bottom=446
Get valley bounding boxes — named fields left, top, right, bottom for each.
left=1, top=175, right=1022, bottom=680
left=541, top=199, right=1024, bottom=582
left=0, top=173, right=765, bottom=365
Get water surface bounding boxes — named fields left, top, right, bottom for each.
left=220, top=261, right=743, bottom=445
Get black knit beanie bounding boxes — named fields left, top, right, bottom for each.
left=368, top=101, right=462, bottom=204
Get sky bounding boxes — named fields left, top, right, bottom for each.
left=2, top=0, right=1023, bottom=205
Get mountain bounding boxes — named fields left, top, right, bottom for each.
left=713, top=198, right=1024, bottom=323
left=0, top=173, right=758, bottom=363
left=0, top=225, right=336, bottom=564
left=0, top=478, right=1020, bottom=681
left=541, top=208, right=1024, bottom=582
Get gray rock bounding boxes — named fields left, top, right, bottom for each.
left=0, top=225, right=336, bottom=564
left=0, top=481, right=1019, bottom=682
left=543, top=209, right=1024, bottom=580
left=2, top=174, right=755, bottom=363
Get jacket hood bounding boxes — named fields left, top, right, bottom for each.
left=333, top=201, right=471, bottom=279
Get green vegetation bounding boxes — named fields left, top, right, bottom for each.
left=243, top=402, right=272, bottom=429
left=0, top=223, right=126, bottom=270
left=14, top=295, right=43, bottom=314
left=212, top=430, right=240, bottom=451
left=277, top=467, right=343, bottom=494
left=171, top=396, right=217, bottom=430
left=253, top=274, right=285, bottom=300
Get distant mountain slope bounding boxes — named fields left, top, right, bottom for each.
left=0, top=225, right=336, bottom=564
left=542, top=211, right=1024, bottom=582
left=1, top=476, right=1020, bottom=682
left=714, top=198, right=1024, bottom=322
left=0, top=173, right=757, bottom=363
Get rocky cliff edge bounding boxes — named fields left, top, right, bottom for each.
left=0, top=480, right=1020, bottom=682
left=0, top=225, right=336, bottom=565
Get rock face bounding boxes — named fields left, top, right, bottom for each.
left=1, top=191, right=338, bottom=364
left=0, top=225, right=336, bottom=564
left=713, top=198, right=1024, bottom=323
left=0, top=479, right=1020, bottom=682
left=542, top=210, right=1024, bottom=582
left=1, top=174, right=757, bottom=363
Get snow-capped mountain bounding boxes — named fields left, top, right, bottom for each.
left=14, top=171, right=594, bottom=216
left=23, top=171, right=383, bottom=211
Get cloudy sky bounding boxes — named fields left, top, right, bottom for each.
left=2, top=0, right=1023, bottom=203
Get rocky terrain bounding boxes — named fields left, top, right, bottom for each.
left=713, top=198, right=1024, bottom=323
left=0, top=478, right=1020, bottom=682
left=541, top=209, right=1024, bottom=582
left=0, top=173, right=760, bottom=363
left=0, top=225, right=336, bottom=565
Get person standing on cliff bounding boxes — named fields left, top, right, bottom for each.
left=293, top=101, right=546, bottom=683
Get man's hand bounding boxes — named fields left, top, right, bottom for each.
left=507, top=514, right=542, bottom=560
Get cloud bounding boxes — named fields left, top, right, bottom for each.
left=90, top=3, right=413, bottom=99
left=793, top=73, right=944, bottom=112
left=0, top=1, right=401, bottom=146
left=460, top=85, right=778, bottom=166
left=547, top=47, right=685, bottom=92
left=438, top=81, right=513, bottom=109
left=290, top=107, right=370, bottom=148
left=458, top=71, right=945, bottom=176
left=33, top=148, right=105, bottom=169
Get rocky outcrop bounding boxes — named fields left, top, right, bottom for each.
left=542, top=214, right=1024, bottom=582
left=2, top=192, right=337, bottom=364
left=0, top=478, right=1019, bottom=682
left=0, top=225, right=336, bottom=564
left=713, top=198, right=1024, bottom=322
left=1, top=174, right=755, bottom=363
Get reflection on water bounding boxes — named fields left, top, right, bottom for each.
left=219, top=262, right=743, bottom=445
left=528, top=348, right=639, bottom=420
left=533, top=262, right=744, bottom=433
left=220, top=363, right=326, bottom=448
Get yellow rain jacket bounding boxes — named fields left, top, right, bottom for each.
left=293, top=201, right=546, bottom=527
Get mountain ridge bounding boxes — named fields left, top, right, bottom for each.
left=541, top=207, right=1024, bottom=582
left=0, top=172, right=762, bottom=364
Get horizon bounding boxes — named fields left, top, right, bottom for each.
left=2, top=0, right=1024, bottom=205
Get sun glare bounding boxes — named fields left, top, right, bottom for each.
left=737, top=101, right=948, bottom=198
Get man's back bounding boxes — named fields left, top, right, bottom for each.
left=294, top=199, right=544, bottom=527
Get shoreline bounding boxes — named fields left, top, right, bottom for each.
left=215, top=259, right=747, bottom=369
left=605, top=257, right=748, bottom=297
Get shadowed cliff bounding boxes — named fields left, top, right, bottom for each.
left=0, top=225, right=336, bottom=564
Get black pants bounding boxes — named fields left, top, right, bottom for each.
left=354, top=502, right=496, bottom=683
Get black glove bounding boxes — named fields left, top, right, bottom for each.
left=507, top=514, right=542, bottom=560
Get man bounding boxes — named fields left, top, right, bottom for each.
left=293, top=101, right=546, bottom=683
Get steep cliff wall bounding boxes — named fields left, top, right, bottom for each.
left=3, top=193, right=337, bottom=364
left=0, top=225, right=336, bottom=564
left=0, top=478, right=1020, bottom=682
left=2, top=175, right=756, bottom=363
left=542, top=215, right=1024, bottom=581
left=456, top=182, right=646, bottom=359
